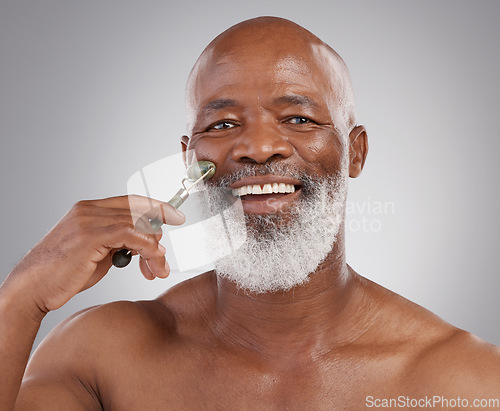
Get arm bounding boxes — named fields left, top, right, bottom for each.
left=10, top=307, right=101, bottom=411
left=0, top=277, right=46, bottom=410
left=0, top=196, right=185, bottom=409
left=0, top=267, right=98, bottom=410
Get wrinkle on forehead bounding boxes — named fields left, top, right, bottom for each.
left=273, top=56, right=312, bottom=81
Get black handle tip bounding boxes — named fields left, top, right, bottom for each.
left=112, top=249, right=132, bottom=268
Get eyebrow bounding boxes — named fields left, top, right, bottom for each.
left=201, top=99, right=239, bottom=116
left=200, top=94, right=319, bottom=116
left=273, top=94, right=319, bottom=109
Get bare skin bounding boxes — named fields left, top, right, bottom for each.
left=1, top=17, right=499, bottom=410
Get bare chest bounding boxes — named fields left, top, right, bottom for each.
left=95, top=346, right=407, bottom=410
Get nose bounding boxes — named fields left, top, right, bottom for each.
left=230, top=123, right=294, bottom=164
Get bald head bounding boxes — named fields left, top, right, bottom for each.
left=185, top=17, right=357, bottom=136
left=200, top=17, right=325, bottom=57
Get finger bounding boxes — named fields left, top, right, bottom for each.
left=75, top=211, right=164, bottom=239
left=164, top=258, right=171, bottom=277
left=140, top=203, right=185, bottom=226
left=79, top=195, right=157, bottom=210
left=139, top=249, right=169, bottom=279
left=131, top=216, right=164, bottom=239
left=120, top=214, right=164, bottom=242
left=134, top=214, right=159, bottom=235
left=142, top=244, right=169, bottom=279
left=83, top=195, right=186, bottom=225
left=73, top=215, right=164, bottom=267
left=134, top=216, right=164, bottom=242
left=69, top=206, right=169, bottom=270
left=73, top=196, right=186, bottom=233
left=154, top=229, right=163, bottom=242
left=72, top=200, right=184, bottom=228
left=99, top=224, right=166, bottom=265
left=139, top=256, right=155, bottom=280
left=104, top=224, right=168, bottom=278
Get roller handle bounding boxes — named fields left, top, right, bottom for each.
left=111, top=248, right=133, bottom=268
left=111, top=189, right=189, bottom=268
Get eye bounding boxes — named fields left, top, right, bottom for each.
left=286, top=116, right=312, bottom=125
left=211, top=121, right=236, bottom=130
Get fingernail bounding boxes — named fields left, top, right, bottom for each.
left=174, top=208, right=185, bottom=219
left=158, top=243, right=166, bottom=254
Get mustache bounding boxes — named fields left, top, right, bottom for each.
left=210, top=163, right=315, bottom=188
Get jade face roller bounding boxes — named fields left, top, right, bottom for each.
left=111, top=161, right=216, bottom=268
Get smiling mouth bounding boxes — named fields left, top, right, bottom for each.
left=227, top=176, right=303, bottom=214
left=231, top=183, right=297, bottom=197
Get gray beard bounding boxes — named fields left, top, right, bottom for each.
left=201, top=164, right=348, bottom=294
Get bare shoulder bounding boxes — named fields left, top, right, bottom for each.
left=24, top=298, right=176, bottom=381
left=16, top=300, right=169, bottom=409
left=357, top=274, right=500, bottom=396
left=38, top=299, right=174, bottom=351
left=366, top=277, right=500, bottom=396
left=357, top=274, right=460, bottom=345
left=30, top=271, right=217, bottom=361
left=28, top=271, right=216, bottom=368
left=18, top=274, right=216, bottom=410
left=411, top=329, right=500, bottom=397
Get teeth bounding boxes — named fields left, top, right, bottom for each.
left=252, top=185, right=262, bottom=194
left=262, top=183, right=272, bottom=194
left=232, top=183, right=297, bottom=197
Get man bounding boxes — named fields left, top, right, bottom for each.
left=1, top=16, right=499, bottom=410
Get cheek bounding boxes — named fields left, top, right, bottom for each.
left=293, top=131, right=346, bottom=174
left=186, top=138, right=232, bottom=170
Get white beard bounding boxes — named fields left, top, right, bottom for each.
left=202, top=164, right=348, bottom=294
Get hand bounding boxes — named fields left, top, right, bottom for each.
left=6, top=195, right=185, bottom=313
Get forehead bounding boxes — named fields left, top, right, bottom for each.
left=188, top=42, right=337, bottom=110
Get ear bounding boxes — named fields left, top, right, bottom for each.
left=348, top=125, right=368, bottom=178
left=181, top=135, right=190, bottom=167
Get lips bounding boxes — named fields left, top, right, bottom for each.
left=228, top=176, right=302, bottom=214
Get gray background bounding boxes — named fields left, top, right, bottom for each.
left=1, top=0, right=499, bottom=350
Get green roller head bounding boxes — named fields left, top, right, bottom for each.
left=186, top=161, right=216, bottom=182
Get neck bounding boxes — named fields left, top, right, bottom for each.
left=211, top=236, right=371, bottom=361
